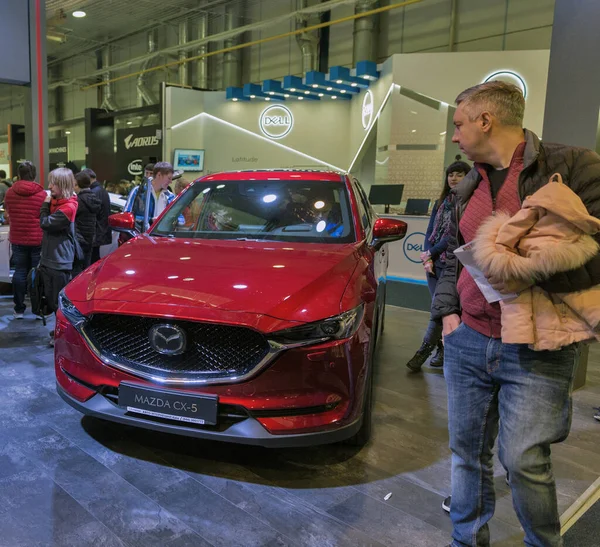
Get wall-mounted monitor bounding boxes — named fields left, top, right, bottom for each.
left=173, top=149, right=205, bottom=172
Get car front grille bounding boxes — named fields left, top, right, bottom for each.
left=83, top=314, right=271, bottom=383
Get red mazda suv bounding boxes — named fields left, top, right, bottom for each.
left=55, top=170, right=407, bottom=447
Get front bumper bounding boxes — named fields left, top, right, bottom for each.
left=54, top=306, right=372, bottom=446
left=56, top=381, right=362, bottom=447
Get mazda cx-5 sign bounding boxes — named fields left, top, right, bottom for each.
left=259, top=105, right=294, bottom=139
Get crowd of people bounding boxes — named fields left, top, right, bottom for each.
left=1, top=159, right=189, bottom=346
left=2, top=162, right=112, bottom=345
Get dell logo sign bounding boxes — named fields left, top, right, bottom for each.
left=362, top=90, right=373, bottom=130
left=403, top=232, right=426, bottom=264
left=259, top=105, right=294, bottom=139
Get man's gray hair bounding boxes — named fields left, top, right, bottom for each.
left=455, top=81, right=525, bottom=127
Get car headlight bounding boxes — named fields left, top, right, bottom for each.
left=270, top=304, right=364, bottom=346
left=58, top=290, right=87, bottom=329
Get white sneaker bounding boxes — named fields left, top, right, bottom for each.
left=13, top=312, right=24, bottom=320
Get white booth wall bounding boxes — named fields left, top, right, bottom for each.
left=164, top=50, right=550, bottom=286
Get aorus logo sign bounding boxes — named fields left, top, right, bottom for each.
left=259, top=105, right=294, bottom=139
left=124, top=134, right=160, bottom=149
left=403, top=232, right=426, bottom=264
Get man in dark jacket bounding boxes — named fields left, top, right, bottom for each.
left=3, top=161, right=46, bottom=319
left=432, top=81, right=600, bottom=547
left=73, top=171, right=101, bottom=276
left=84, top=168, right=111, bottom=263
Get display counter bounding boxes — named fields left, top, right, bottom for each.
left=382, top=214, right=430, bottom=285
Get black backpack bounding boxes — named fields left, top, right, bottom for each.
left=27, top=266, right=50, bottom=325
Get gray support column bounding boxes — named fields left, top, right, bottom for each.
left=542, top=0, right=600, bottom=148
left=25, top=0, right=48, bottom=186
left=542, top=0, right=600, bottom=390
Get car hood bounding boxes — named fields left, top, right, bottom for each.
left=71, top=236, right=361, bottom=323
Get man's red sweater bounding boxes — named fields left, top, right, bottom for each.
left=457, top=143, right=525, bottom=338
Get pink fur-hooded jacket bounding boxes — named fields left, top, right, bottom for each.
left=473, top=174, right=600, bottom=351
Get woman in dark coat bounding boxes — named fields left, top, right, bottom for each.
left=406, top=160, right=471, bottom=371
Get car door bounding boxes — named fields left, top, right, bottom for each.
left=351, top=178, right=386, bottom=333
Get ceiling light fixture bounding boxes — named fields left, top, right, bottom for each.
left=72, top=10, right=86, bottom=18
left=65, top=130, right=71, bottom=135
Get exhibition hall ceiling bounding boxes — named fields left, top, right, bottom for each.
left=45, top=0, right=258, bottom=63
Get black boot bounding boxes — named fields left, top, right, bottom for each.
left=430, top=341, right=444, bottom=368
left=406, top=342, right=435, bottom=372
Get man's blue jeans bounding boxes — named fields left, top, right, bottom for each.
left=11, top=244, right=41, bottom=314
left=444, top=323, right=578, bottom=547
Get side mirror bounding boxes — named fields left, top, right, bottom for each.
left=371, top=217, right=407, bottom=250
left=108, top=212, right=137, bottom=237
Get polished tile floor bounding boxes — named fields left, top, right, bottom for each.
left=0, top=294, right=598, bottom=546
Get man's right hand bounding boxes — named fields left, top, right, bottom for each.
left=442, top=314, right=461, bottom=338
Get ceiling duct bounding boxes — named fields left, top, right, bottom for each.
left=179, top=21, right=189, bottom=87
left=353, top=0, right=378, bottom=65
left=222, top=3, right=243, bottom=88
left=296, top=0, right=318, bottom=74
left=196, top=12, right=209, bottom=89
left=100, top=47, right=119, bottom=111
left=137, top=30, right=158, bottom=107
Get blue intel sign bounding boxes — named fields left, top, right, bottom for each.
left=402, top=232, right=426, bottom=264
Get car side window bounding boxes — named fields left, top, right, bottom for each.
left=352, top=179, right=373, bottom=232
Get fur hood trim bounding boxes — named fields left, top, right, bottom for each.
left=474, top=212, right=599, bottom=281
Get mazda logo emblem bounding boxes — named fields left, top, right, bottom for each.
left=148, top=324, right=187, bottom=355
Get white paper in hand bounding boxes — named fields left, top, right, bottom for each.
left=454, top=242, right=517, bottom=303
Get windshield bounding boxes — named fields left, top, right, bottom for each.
left=151, top=179, right=356, bottom=244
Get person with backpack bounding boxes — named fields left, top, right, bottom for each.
left=3, top=161, right=46, bottom=319
left=72, top=171, right=101, bottom=276
left=39, top=168, right=78, bottom=346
